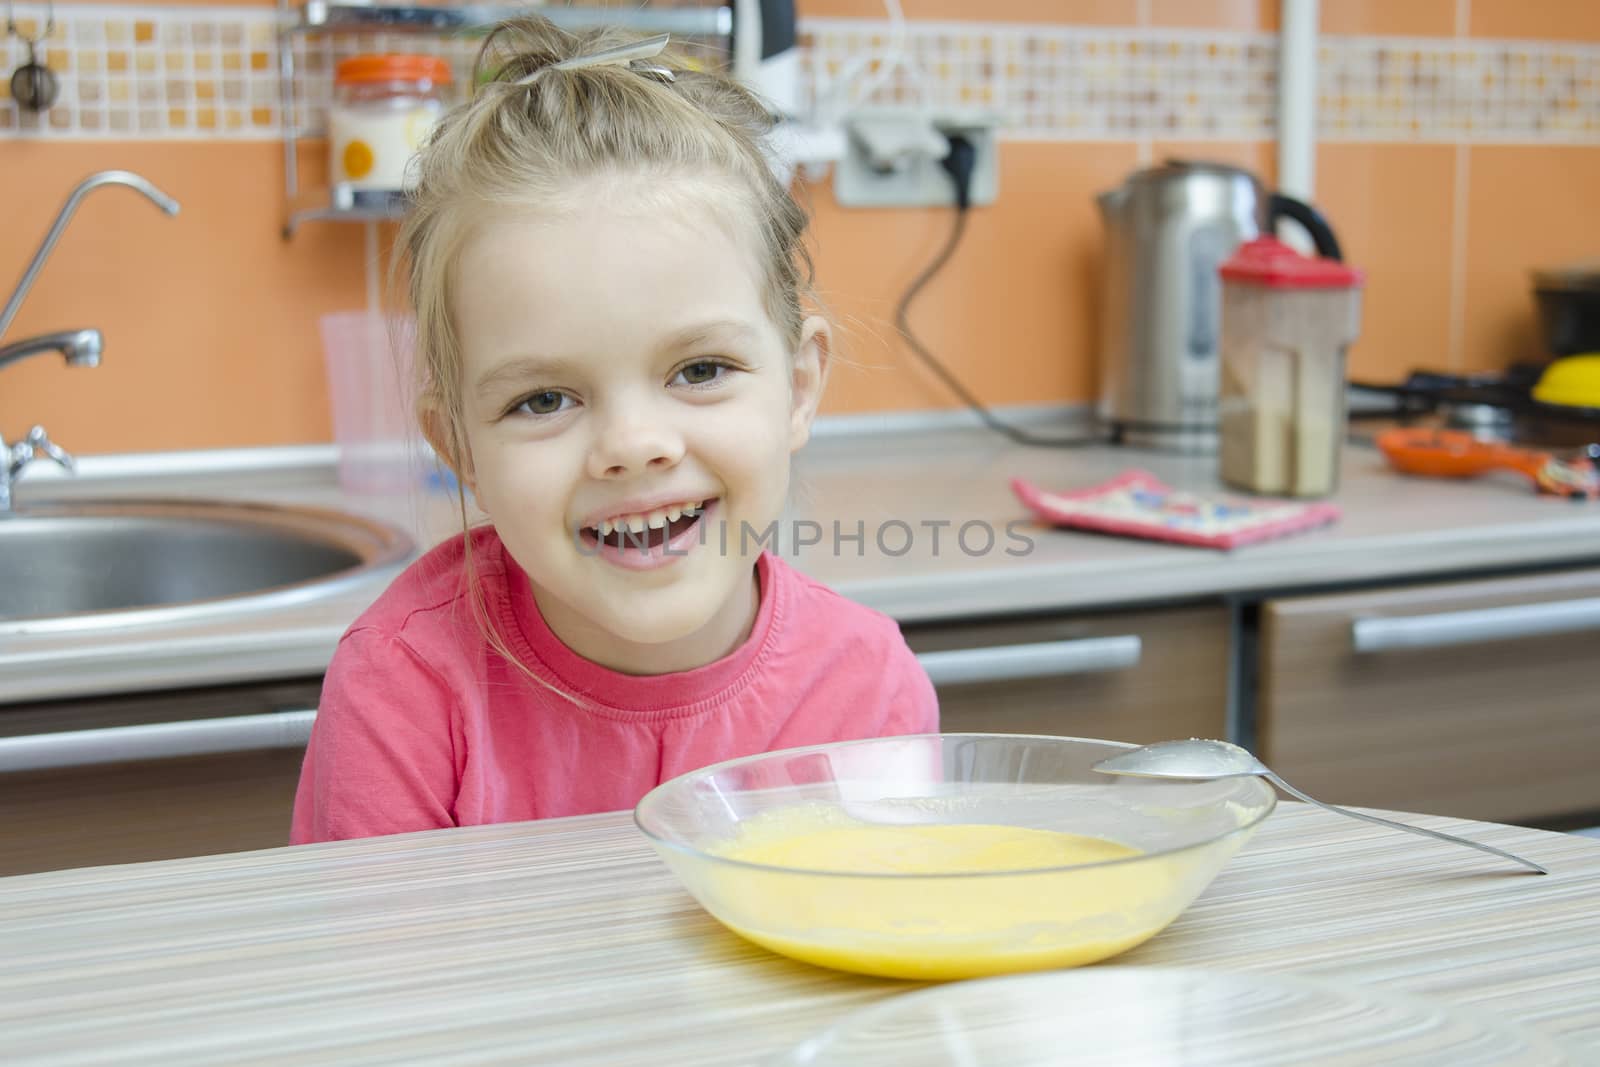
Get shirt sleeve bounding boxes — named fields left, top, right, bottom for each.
left=289, top=627, right=461, bottom=844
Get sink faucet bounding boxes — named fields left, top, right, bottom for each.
left=1, top=169, right=180, bottom=513
left=0, top=326, right=103, bottom=371
left=1, top=426, right=74, bottom=511
left=1, top=170, right=181, bottom=341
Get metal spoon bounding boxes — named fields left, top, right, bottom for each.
left=1093, top=739, right=1547, bottom=875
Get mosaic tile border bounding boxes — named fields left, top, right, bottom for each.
left=802, top=18, right=1600, bottom=144
left=2, top=5, right=1597, bottom=144
left=0, top=2, right=730, bottom=140
left=803, top=21, right=1279, bottom=141
left=1316, top=33, right=1600, bottom=143
left=1, top=4, right=286, bottom=137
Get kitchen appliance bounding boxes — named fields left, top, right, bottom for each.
left=1217, top=236, right=1364, bottom=497
left=1096, top=160, right=1346, bottom=452
left=1349, top=367, right=1600, bottom=453
left=1532, top=259, right=1600, bottom=358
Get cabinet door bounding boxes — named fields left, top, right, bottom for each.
left=902, top=606, right=1229, bottom=743
left=1260, top=568, right=1600, bottom=823
left=0, top=679, right=321, bottom=876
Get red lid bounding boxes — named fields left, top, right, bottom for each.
left=335, top=54, right=453, bottom=86
left=1219, top=236, right=1364, bottom=289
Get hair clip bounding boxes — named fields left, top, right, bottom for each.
left=515, top=32, right=675, bottom=86
left=629, top=61, right=676, bottom=83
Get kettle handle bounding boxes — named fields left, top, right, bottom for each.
left=1268, top=193, right=1344, bottom=262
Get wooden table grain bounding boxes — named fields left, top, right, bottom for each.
left=3, top=803, right=1597, bottom=1065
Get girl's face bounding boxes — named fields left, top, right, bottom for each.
left=442, top=178, right=828, bottom=674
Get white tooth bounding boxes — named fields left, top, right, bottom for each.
left=666, top=505, right=682, bottom=522
left=597, top=519, right=612, bottom=537
left=684, top=501, right=702, bottom=515
left=647, top=508, right=669, bottom=529
left=626, top=515, right=647, bottom=534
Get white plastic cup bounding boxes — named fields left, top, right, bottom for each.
left=319, top=311, right=423, bottom=494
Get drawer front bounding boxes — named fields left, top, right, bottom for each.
left=3, top=750, right=308, bottom=876
left=1260, top=568, right=1600, bottom=823
left=0, top=679, right=321, bottom=876
left=903, top=606, right=1229, bottom=744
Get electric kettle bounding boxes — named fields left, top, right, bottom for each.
left=1095, top=160, right=1345, bottom=451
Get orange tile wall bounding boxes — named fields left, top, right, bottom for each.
left=1, top=0, right=1597, bottom=454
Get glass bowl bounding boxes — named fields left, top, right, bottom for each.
left=634, top=733, right=1276, bottom=980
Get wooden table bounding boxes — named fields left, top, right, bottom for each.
left=3, top=804, right=1597, bottom=1065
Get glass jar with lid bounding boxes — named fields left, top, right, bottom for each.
left=329, top=54, right=453, bottom=193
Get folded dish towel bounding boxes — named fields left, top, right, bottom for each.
left=1011, top=471, right=1341, bottom=549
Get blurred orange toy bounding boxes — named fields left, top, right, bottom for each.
left=1375, top=428, right=1599, bottom=500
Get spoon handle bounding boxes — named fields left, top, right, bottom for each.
left=1263, top=772, right=1548, bottom=875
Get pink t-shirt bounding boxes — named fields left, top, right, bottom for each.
left=290, top=526, right=939, bottom=843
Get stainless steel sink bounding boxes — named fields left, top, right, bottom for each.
left=0, top=499, right=415, bottom=629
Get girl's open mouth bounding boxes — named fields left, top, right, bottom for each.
left=576, top=499, right=719, bottom=568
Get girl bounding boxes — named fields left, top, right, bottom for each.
left=291, top=17, right=940, bottom=843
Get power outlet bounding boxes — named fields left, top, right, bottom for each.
left=834, top=109, right=1000, bottom=209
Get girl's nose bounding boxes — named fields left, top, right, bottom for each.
left=585, top=403, right=686, bottom=480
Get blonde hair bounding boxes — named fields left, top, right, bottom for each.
left=395, top=16, right=814, bottom=695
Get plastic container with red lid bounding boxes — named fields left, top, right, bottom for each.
left=1217, top=236, right=1365, bottom=498
left=329, top=54, right=454, bottom=193
left=1220, top=236, right=1366, bottom=289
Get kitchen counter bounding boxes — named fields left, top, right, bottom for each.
left=4, top=424, right=1599, bottom=702
left=3, top=802, right=1597, bottom=1064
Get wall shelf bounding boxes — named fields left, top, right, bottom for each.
left=284, top=187, right=408, bottom=238
left=292, top=3, right=733, bottom=38
left=277, top=1, right=736, bottom=239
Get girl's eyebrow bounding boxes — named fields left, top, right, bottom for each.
left=659, top=319, right=760, bottom=352
left=473, top=355, right=583, bottom=399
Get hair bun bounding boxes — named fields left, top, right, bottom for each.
left=474, top=17, right=574, bottom=88
left=475, top=16, right=680, bottom=91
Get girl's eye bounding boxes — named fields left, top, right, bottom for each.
left=674, top=361, right=728, bottom=387
left=513, top=391, right=571, bottom=417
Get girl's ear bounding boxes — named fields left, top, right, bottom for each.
left=788, top=316, right=832, bottom=451
left=419, top=399, right=476, bottom=493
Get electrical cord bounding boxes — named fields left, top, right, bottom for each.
left=892, top=133, right=1107, bottom=448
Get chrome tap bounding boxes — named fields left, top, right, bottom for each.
left=1, top=426, right=74, bottom=512
left=0, top=328, right=98, bottom=510
left=1, top=169, right=180, bottom=513
left=0, top=326, right=103, bottom=371
left=0, top=169, right=180, bottom=341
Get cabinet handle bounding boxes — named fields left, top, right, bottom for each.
left=0, top=708, right=317, bottom=774
left=1351, top=596, right=1600, bottom=653
left=915, top=636, right=1142, bottom=687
